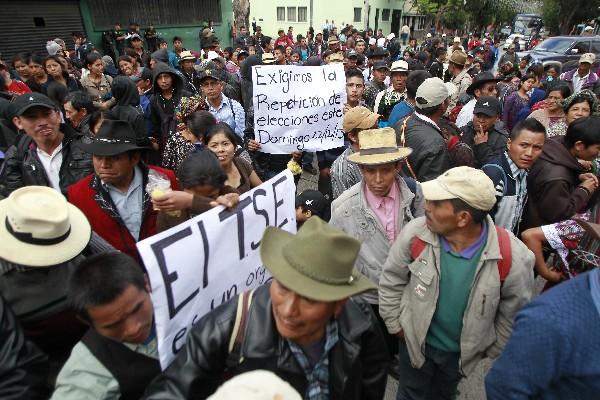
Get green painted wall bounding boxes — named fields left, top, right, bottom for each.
left=79, top=0, right=233, bottom=53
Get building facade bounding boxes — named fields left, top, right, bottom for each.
left=249, top=0, right=405, bottom=39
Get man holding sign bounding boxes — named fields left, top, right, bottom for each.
left=143, top=217, right=389, bottom=400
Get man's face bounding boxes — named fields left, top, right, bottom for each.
left=64, top=101, right=87, bottom=128
left=546, top=67, right=559, bottom=78
left=181, top=60, right=194, bottom=72
left=355, top=42, right=365, bottom=53
left=159, top=42, right=168, bottom=50
left=578, top=62, right=592, bottom=76
left=474, top=82, right=497, bottom=98
left=574, top=142, right=600, bottom=161
left=157, top=72, right=173, bottom=91
left=359, top=162, right=400, bottom=197
left=473, top=112, right=498, bottom=133
left=391, top=72, right=408, bottom=92
left=424, top=200, right=462, bottom=235
left=73, top=36, right=82, bottom=45
left=270, top=280, right=343, bottom=346
left=300, top=38, right=307, bottom=47
left=174, top=40, right=183, bottom=51
left=330, top=43, right=340, bottom=52
left=345, top=76, right=365, bottom=103
left=438, top=51, right=447, bottom=62
left=13, top=108, right=62, bottom=147
left=345, top=58, right=357, bottom=69
left=115, top=24, right=121, bottom=31
left=316, top=34, right=323, bottom=42
left=131, top=39, right=143, bottom=49
left=373, top=68, right=388, bottom=83
left=409, top=39, right=416, bottom=47
left=200, top=78, right=223, bottom=100
left=136, top=79, right=151, bottom=93
left=291, top=53, right=300, bottom=63
left=274, top=49, right=285, bottom=63
left=240, top=27, right=247, bottom=35
left=88, top=283, right=154, bottom=344
left=507, top=130, right=545, bottom=169
left=93, top=152, right=140, bottom=188
left=278, top=31, right=285, bottom=38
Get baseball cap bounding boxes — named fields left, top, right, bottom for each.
left=346, top=50, right=358, bottom=59
left=390, top=60, right=409, bottom=73
left=579, top=53, right=596, bottom=64
left=420, top=166, right=496, bottom=211
left=473, top=96, right=502, bottom=117
left=414, top=77, right=449, bottom=109
left=373, top=60, right=389, bottom=70
left=343, top=106, right=380, bottom=132
left=13, top=93, right=57, bottom=116
left=197, top=68, right=222, bottom=82
left=295, top=190, right=326, bottom=218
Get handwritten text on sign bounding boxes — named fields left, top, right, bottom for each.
left=252, top=64, right=346, bottom=154
left=137, top=171, right=297, bottom=369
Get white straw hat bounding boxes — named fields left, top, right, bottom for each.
left=0, top=186, right=91, bottom=267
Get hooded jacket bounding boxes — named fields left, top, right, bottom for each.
left=105, top=76, right=149, bottom=146
left=524, top=136, right=592, bottom=229
left=149, top=63, right=191, bottom=141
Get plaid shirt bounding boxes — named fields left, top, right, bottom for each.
left=506, top=152, right=528, bottom=231
left=287, top=320, right=339, bottom=400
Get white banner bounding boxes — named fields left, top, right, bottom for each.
left=252, top=64, right=346, bottom=154
left=137, top=170, right=297, bottom=369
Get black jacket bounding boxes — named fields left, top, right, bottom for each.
left=0, top=294, right=49, bottom=400
left=459, top=121, right=509, bottom=167
left=149, top=63, right=191, bottom=141
left=0, top=124, right=93, bottom=197
left=106, top=76, right=150, bottom=146
left=143, top=284, right=389, bottom=400
left=395, top=113, right=450, bottom=182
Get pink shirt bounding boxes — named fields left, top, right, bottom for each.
left=364, top=180, right=400, bottom=242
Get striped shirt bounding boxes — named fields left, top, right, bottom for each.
left=331, top=146, right=362, bottom=199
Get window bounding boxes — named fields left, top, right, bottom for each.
left=382, top=9, right=390, bottom=21
left=298, top=7, right=307, bottom=22
left=591, top=40, right=600, bottom=54
left=88, top=0, right=221, bottom=28
left=277, top=7, right=285, bottom=21
left=287, top=7, right=296, bottom=22
left=354, top=7, right=362, bottom=22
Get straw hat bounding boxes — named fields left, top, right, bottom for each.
left=207, top=370, right=301, bottom=400
left=178, top=50, right=196, bottom=62
left=0, top=186, right=91, bottom=267
left=262, top=52, right=276, bottom=64
left=347, top=128, right=412, bottom=165
left=260, top=217, right=375, bottom=302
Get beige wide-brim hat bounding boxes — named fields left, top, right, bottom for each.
left=0, top=186, right=91, bottom=267
left=260, top=217, right=375, bottom=302
left=179, top=50, right=197, bottom=62
left=347, top=127, right=412, bottom=165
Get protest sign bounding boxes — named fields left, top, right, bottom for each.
left=252, top=64, right=346, bottom=154
left=137, top=170, right=297, bottom=369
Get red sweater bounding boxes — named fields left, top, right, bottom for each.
left=68, top=165, right=177, bottom=262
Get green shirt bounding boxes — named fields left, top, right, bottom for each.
left=426, top=224, right=487, bottom=352
left=51, top=337, right=158, bottom=400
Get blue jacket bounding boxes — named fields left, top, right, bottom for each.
left=485, top=269, right=600, bottom=400
left=388, top=100, right=415, bottom=129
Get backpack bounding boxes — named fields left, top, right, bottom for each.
left=410, top=226, right=512, bottom=284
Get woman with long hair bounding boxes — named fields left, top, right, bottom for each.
left=80, top=53, right=115, bottom=110
left=528, top=84, right=571, bottom=137
left=44, top=55, right=80, bottom=92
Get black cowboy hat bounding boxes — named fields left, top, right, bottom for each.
left=466, top=72, right=502, bottom=96
left=78, top=120, right=149, bottom=156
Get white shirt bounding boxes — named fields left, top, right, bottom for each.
left=572, top=72, right=589, bottom=93
left=401, top=25, right=410, bottom=35
left=455, top=98, right=477, bottom=128
left=36, top=143, right=63, bottom=192
left=413, top=111, right=441, bottom=130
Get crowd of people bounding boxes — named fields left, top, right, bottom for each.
left=0, top=18, right=599, bottom=400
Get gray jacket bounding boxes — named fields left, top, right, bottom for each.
left=378, top=216, right=534, bottom=375
left=330, top=177, right=424, bottom=304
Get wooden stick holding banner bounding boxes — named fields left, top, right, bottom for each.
left=252, top=64, right=347, bottom=154
left=137, top=170, right=297, bottom=369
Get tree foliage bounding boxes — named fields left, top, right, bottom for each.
left=542, top=0, right=599, bottom=35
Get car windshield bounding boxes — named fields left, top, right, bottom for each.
left=535, top=38, right=575, bottom=53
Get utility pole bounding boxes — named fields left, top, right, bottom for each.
left=310, top=0, right=314, bottom=29
left=364, top=0, right=370, bottom=30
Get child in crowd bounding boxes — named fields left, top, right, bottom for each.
left=295, top=189, right=327, bottom=229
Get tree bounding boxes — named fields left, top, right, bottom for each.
left=232, top=0, right=250, bottom=33
left=542, top=0, right=598, bottom=35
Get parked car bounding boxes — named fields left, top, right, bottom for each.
left=517, top=35, right=600, bottom=73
